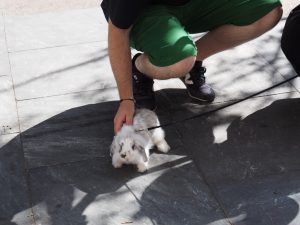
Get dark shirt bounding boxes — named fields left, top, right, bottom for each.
left=101, top=0, right=190, bottom=29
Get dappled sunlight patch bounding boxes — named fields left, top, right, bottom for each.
left=212, top=123, right=230, bottom=144
left=83, top=186, right=147, bottom=225
left=288, top=193, right=300, bottom=225
left=71, top=187, right=87, bottom=209
left=31, top=202, right=52, bottom=225
left=207, top=213, right=247, bottom=225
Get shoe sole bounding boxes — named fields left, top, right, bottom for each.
left=187, top=90, right=215, bottom=103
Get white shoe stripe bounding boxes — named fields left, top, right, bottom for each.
left=184, top=73, right=194, bottom=85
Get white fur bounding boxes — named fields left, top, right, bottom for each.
left=110, top=109, right=170, bottom=172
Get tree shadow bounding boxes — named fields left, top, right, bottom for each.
left=1, top=97, right=215, bottom=225
left=172, top=96, right=300, bottom=225
left=2, top=90, right=300, bottom=225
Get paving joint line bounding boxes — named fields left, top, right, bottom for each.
left=16, top=86, right=117, bottom=102
left=173, top=126, right=234, bottom=225
left=27, top=155, right=108, bottom=171
left=2, top=10, right=37, bottom=225
left=8, top=40, right=107, bottom=54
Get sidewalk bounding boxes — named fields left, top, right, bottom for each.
left=1, top=1, right=300, bottom=225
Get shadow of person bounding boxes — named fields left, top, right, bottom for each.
left=0, top=136, right=30, bottom=225
left=174, top=97, right=300, bottom=225
left=0, top=98, right=193, bottom=225
left=2, top=91, right=300, bottom=225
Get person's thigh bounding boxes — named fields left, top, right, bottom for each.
left=130, top=6, right=197, bottom=67
left=181, top=0, right=282, bottom=33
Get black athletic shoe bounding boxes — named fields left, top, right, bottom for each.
left=180, top=61, right=215, bottom=102
left=132, top=53, right=156, bottom=110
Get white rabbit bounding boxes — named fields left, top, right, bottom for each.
left=110, top=108, right=170, bottom=172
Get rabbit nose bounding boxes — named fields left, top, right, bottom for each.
left=121, top=153, right=126, bottom=158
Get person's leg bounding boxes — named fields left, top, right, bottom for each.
left=135, top=54, right=195, bottom=80
left=180, top=0, right=282, bottom=61
left=130, top=8, right=198, bottom=79
left=281, top=4, right=300, bottom=75
left=130, top=6, right=215, bottom=107
left=196, top=6, right=283, bottom=61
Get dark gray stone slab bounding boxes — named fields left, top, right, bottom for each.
left=18, top=88, right=178, bottom=169
left=170, top=93, right=300, bottom=225
left=216, top=171, right=300, bottom=225
left=0, top=134, right=32, bottom=225
left=176, top=94, right=300, bottom=185
left=5, top=8, right=107, bottom=52
left=28, top=155, right=230, bottom=225
left=0, top=77, right=19, bottom=134
left=10, top=41, right=114, bottom=100
left=28, top=158, right=159, bottom=225
left=126, top=159, right=230, bottom=225
left=21, top=100, right=117, bottom=168
left=20, top=88, right=230, bottom=224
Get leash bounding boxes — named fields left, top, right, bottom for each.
left=145, top=75, right=299, bottom=131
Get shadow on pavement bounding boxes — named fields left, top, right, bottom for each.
left=176, top=97, right=300, bottom=225
left=1, top=94, right=300, bottom=225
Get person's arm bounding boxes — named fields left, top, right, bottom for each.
left=108, top=19, right=135, bottom=134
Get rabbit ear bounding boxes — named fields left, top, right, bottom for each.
left=136, top=145, right=148, bottom=162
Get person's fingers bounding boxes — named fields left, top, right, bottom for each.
left=114, top=102, right=135, bottom=134
left=114, top=113, right=125, bottom=134
left=125, top=113, right=133, bottom=125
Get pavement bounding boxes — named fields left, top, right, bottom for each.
left=0, top=1, right=300, bottom=225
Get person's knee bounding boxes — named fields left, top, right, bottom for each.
left=165, top=56, right=196, bottom=78
left=147, top=39, right=197, bottom=79
left=269, top=6, right=283, bottom=26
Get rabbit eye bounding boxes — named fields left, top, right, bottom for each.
left=119, top=142, right=124, bottom=153
left=132, top=144, right=135, bottom=149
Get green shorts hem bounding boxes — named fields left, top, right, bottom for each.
left=130, top=0, right=282, bottom=66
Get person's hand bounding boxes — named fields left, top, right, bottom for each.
left=114, top=100, right=135, bottom=134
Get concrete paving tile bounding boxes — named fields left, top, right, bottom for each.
left=10, top=41, right=114, bottom=100
left=0, top=52, right=10, bottom=76
left=250, top=19, right=300, bottom=93
left=215, top=171, right=300, bottom=225
left=175, top=92, right=300, bottom=185
left=5, top=8, right=107, bottom=52
left=0, top=12, right=10, bottom=76
left=17, top=87, right=118, bottom=131
left=28, top=159, right=161, bottom=225
left=0, top=76, right=19, bottom=135
left=0, top=12, right=5, bottom=51
left=202, top=43, right=297, bottom=104
left=0, top=134, right=33, bottom=225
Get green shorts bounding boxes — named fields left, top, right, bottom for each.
left=130, top=0, right=281, bottom=66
